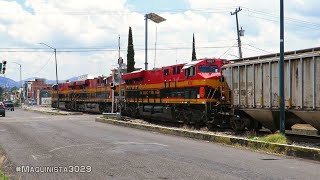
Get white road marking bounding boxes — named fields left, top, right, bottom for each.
left=49, top=143, right=100, bottom=152
left=113, top=142, right=168, bottom=147
left=31, top=154, right=52, bottom=160
left=31, top=155, right=38, bottom=160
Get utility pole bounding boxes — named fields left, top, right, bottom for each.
left=39, top=43, right=59, bottom=109
left=118, top=35, right=123, bottom=119
left=231, top=7, right=243, bottom=59
left=13, top=62, right=22, bottom=108
left=145, top=14, right=148, bottom=70
left=279, top=0, right=285, bottom=134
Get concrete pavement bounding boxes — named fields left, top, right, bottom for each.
left=0, top=109, right=319, bottom=179
left=23, top=105, right=83, bottom=115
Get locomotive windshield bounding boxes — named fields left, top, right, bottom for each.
left=198, top=65, right=219, bottom=73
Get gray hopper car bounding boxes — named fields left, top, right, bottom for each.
left=221, top=47, right=320, bottom=132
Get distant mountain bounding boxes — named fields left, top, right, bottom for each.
left=0, top=76, right=80, bottom=89
left=0, top=76, right=20, bottom=88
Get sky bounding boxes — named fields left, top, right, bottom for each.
left=0, top=0, right=320, bottom=81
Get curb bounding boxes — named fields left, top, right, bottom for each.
left=96, top=117, right=320, bottom=161
left=22, top=108, right=83, bottom=116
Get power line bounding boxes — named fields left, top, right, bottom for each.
left=243, top=44, right=272, bottom=53
left=242, top=7, right=320, bottom=30
left=243, top=7, right=320, bottom=27
left=25, top=53, right=54, bottom=77
left=219, top=42, right=238, bottom=58
left=0, top=45, right=238, bottom=53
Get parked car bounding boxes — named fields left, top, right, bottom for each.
left=4, top=100, right=14, bottom=111
left=0, top=102, right=5, bottom=117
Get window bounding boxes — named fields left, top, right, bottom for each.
left=190, top=66, right=196, bottom=76
left=184, top=68, right=190, bottom=77
left=173, top=67, right=177, bottom=74
left=164, top=69, right=169, bottom=76
left=177, top=66, right=181, bottom=74
left=198, top=65, right=219, bottom=73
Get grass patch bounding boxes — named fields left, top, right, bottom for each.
left=248, top=133, right=288, bottom=144
left=0, top=170, right=8, bottom=180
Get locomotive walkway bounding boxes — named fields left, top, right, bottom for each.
left=0, top=109, right=319, bottom=179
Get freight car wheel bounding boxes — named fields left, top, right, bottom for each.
left=230, top=116, right=246, bottom=131
left=133, top=107, right=140, bottom=118
left=176, top=110, right=189, bottom=125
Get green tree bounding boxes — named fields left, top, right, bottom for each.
left=0, top=87, right=3, bottom=100
left=11, top=86, right=18, bottom=92
left=192, top=33, right=197, bottom=61
left=127, top=26, right=135, bottom=73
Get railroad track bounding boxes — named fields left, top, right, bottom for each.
left=122, top=116, right=320, bottom=147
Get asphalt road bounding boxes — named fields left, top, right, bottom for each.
left=0, top=109, right=319, bottom=180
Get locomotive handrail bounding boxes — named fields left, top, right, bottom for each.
left=207, top=88, right=212, bottom=99
left=211, top=88, right=217, bottom=100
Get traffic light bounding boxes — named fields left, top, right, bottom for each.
left=1, top=61, right=6, bottom=74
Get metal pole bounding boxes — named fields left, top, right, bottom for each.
left=19, top=64, right=22, bottom=108
left=231, top=7, right=243, bottom=59
left=13, top=62, right=22, bottom=108
left=145, top=14, right=148, bottom=70
left=54, top=48, right=59, bottom=109
left=111, top=70, right=115, bottom=113
left=279, top=0, right=285, bottom=134
left=118, top=36, right=122, bottom=118
left=154, top=26, right=158, bottom=69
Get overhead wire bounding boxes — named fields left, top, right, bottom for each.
left=25, top=53, right=54, bottom=77
left=0, top=45, right=238, bottom=53
left=243, top=44, right=272, bottom=53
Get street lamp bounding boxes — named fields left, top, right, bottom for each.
left=145, top=13, right=166, bottom=70
left=12, top=62, right=22, bottom=108
left=39, top=43, right=59, bottom=109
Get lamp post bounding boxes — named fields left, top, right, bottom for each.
left=12, top=62, right=22, bottom=108
left=145, top=13, right=166, bottom=70
left=39, top=43, right=59, bottom=109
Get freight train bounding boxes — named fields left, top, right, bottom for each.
left=52, top=47, right=320, bottom=132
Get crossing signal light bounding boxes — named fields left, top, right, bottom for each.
left=2, top=61, right=6, bottom=74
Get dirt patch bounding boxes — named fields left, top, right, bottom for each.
left=0, top=146, right=17, bottom=179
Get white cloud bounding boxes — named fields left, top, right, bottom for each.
left=0, top=0, right=319, bottom=81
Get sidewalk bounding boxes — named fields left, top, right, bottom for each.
left=23, top=105, right=83, bottom=115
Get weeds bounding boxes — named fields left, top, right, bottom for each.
left=247, top=133, right=288, bottom=144
left=0, top=170, right=8, bottom=180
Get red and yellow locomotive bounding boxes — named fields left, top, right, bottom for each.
left=52, top=58, right=233, bottom=128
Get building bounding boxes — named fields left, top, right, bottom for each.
left=24, top=78, right=53, bottom=105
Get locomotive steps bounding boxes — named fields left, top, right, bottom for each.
left=96, top=116, right=320, bottom=162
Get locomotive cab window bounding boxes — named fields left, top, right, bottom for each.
left=173, top=67, right=177, bottom=75
left=177, top=66, right=182, bottom=74
left=164, top=69, right=169, bottom=76
left=198, top=65, right=219, bottom=73
left=189, top=66, right=196, bottom=76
